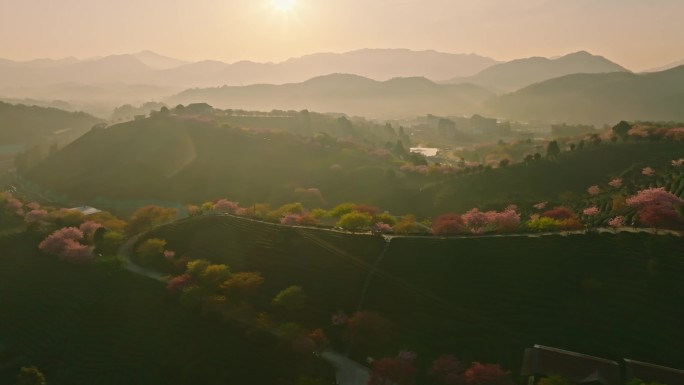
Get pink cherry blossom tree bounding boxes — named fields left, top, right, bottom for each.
left=583, top=207, right=600, bottom=216
left=626, top=188, right=683, bottom=208
left=626, top=188, right=684, bottom=229
left=213, top=199, right=239, bottom=214
left=608, top=216, right=625, bottom=228
left=79, top=220, right=102, bottom=241
left=24, top=209, right=48, bottom=225
left=6, top=198, right=23, bottom=215
left=38, top=227, right=94, bottom=263
left=642, top=166, right=655, bottom=176
left=533, top=202, right=547, bottom=210
left=26, top=202, right=41, bottom=210
left=608, top=178, right=623, bottom=188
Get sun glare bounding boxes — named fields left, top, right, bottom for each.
left=272, top=0, right=296, bottom=11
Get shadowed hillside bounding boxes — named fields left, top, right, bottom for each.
left=0, top=101, right=102, bottom=145
left=0, top=232, right=329, bottom=385
left=22, top=114, right=416, bottom=208
left=141, top=214, right=684, bottom=370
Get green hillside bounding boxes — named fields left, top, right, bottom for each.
left=488, top=65, right=684, bottom=124
left=422, top=141, right=684, bottom=214
left=0, top=101, right=102, bottom=145
left=21, top=113, right=684, bottom=218
left=23, top=114, right=413, bottom=208
left=0, top=232, right=328, bottom=385
left=141, top=214, right=684, bottom=371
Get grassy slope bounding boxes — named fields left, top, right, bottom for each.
left=0, top=232, right=327, bottom=385
left=143, top=215, right=684, bottom=370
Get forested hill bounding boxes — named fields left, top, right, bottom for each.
left=0, top=101, right=102, bottom=145
left=22, top=111, right=684, bottom=218
left=487, top=65, right=684, bottom=124
left=165, top=74, right=494, bottom=119
left=23, top=114, right=411, bottom=207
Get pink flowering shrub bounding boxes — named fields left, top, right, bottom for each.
left=461, top=209, right=491, bottom=234
left=642, top=167, right=655, bottom=176
left=79, top=220, right=102, bottom=240
left=608, top=178, right=623, bottom=188
left=280, top=213, right=301, bottom=225
left=24, top=209, right=48, bottom=225
left=672, top=158, right=684, bottom=167
left=374, top=222, right=394, bottom=233
left=432, top=214, right=466, bottom=235
left=167, top=273, right=195, bottom=292
left=38, top=227, right=94, bottom=263
left=626, top=188, right=683, bottom=208
left=26, top=202, right=41, bottom=210
left=461, top=207, right=521, bottom=234
left=587, top=185, right=600, bottom=196
left=665, top=127, right=684, bottom=140
left=533, top=202, right=547, bottom=210
left=583, top=207, right=600, bottom=216
left=185, top=204, right=201, bottom=216
left=213, top=199, right=239, bottom=214
left=6, top=198, right=23, bottom=215
left=608, top=216, right=625, bottom=228
left=627, top=188, right=684, bottom=229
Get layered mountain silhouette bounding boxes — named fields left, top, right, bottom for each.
left=447, top=51, right=628, bottom=92
left=646, top=57, right=684, bottom=73
left=0, top=49, right=497, bottom=89
left=165, top=74, right=494, bottom=118
left=487, top=65, right=684, bottom=123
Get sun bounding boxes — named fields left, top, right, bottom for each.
left=271, top=0, right=296, bottom=11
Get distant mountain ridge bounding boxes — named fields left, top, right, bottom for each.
left=0, top=49, right=498, bottom=89
left=646, top=57, right=684, bottom=72
left=487, top=64, right=684, bottom=124
left=166, top=73, right=494, bottom=118
left=448, top=51, right=628, bottom=92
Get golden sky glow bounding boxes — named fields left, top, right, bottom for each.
left=1, top=0, right=683, bottom=71
left=271, top=0, right=296, bottom=12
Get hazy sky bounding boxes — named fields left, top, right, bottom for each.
left=2, top=0, right=683, bottom=71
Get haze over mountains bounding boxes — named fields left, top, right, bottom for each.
left=487, top=65, right=684, bottom=123
left=0, top=49, right=497, bottom=89
left=447, top=51, right=628, bottom=92
left=167, top=74, right=494, bottom=118
left=2, top=48, right=683, bottom=124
